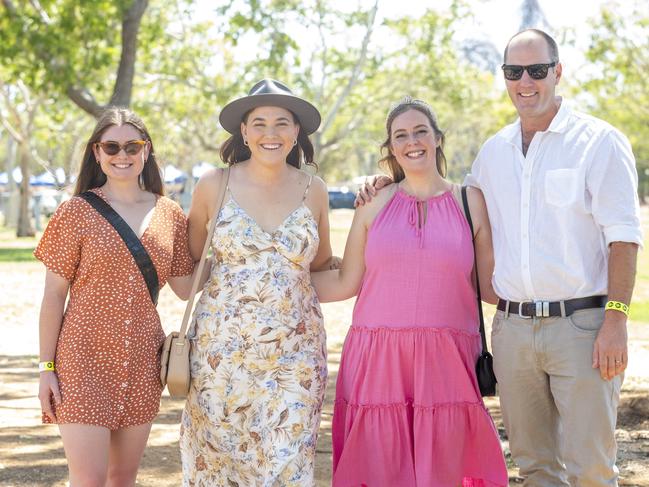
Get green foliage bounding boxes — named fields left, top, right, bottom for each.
left=0, top=1, right=128, bottom=104
left=579, top=2, right=649, bottom=198
left=315, top=3, right=513, bottom=182
left=0, top=0, right=543, bottom=184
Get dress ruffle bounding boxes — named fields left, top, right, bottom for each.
left=332, top=326, right=508, bottom=487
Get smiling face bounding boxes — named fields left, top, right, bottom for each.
left=241, top=106, right=300, bottom=166
left=504, top=32, right=562, bottom=124
left=389, top=109, right=441, bottom=175
left=92, top=124, right=150, bottom=184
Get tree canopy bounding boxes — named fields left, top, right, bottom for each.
left=0, top=0, right=647, bottom=236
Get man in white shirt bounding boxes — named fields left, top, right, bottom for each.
left=466, top=29, right=641, bottom=486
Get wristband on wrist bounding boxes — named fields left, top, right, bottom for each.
left=605, top=300, right=629, bottom=317
left=39, top=361, right=55, bottom=372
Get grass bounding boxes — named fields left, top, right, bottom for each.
left=630, top=300, right=649, bottom=323
left=0, top=248, right=36, bottom=262
left=0, top=227, right=37, bottom=262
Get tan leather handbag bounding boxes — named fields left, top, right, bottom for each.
left=160, top=167, right=230, bottom=398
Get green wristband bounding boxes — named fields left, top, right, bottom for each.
left=605, top=300, right=629, bottom=317
left=39, top=361, right=55, bottom=372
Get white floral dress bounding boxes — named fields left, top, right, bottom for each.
left=180, top=180, right=327, bottom=487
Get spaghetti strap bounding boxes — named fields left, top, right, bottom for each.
left=302, top=175, right=314, bottom=201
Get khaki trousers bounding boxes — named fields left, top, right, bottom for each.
left=491, top=308, right=622, bottom=487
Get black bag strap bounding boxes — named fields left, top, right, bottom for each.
left=79, top=191, right=160, bottom=306
left=461, top=186, right=489, bottom=354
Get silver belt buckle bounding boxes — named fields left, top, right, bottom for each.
left=518, top=300, right=533, bottom=318
left=535, top=301, right=550, bottom=317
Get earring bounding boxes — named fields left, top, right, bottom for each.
left=293, top=140, right=298, bottom=146
left=243, top=139, right=249, bottom=146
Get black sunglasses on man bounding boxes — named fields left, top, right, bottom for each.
left=501, top=62, right=557, bottom=81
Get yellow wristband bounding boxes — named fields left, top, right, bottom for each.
left=39, top=361, right=55, bottom=372
left=605, top=300, right=629, bottom=317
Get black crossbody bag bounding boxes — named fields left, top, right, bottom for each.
left=79, top=191, right=159, bottom=306
left=461, top=186, right=497, bottom=396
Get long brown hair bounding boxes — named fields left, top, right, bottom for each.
left=219, top=108, right=317, bottom=169
left=74, top=107, right=164, bottom=195
left=378, top=97, right=447, bottom=183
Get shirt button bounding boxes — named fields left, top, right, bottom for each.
left=127, top=297, right=133, bottom=303
left=122, top=382, right=128, bottom=388
left=129, top=276, right=134, bottom=281
left=123, top=361, right=129, bottom=367
left=125, top=320, right=131, bottom=325
left=125, top=340, right=130, bottom=347
left=118, top=405, right=124, bottom=410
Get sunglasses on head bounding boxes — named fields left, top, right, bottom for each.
left=501, top=62, right=557, bottom=81
left=95, top=140, right=147, bottom=156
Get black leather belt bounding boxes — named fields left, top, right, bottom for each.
left=497, top=295, right=607, bottom=318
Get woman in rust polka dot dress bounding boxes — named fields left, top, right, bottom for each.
left=35, top=108, right=199, bottom=486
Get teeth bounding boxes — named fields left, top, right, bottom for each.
left=520, top=92, right=536, bottom=97
left=261, top=143, right=281, bottom=150
left=406, top=150, right=425, bottom=158
left=114, top=164, right=131, bottom=169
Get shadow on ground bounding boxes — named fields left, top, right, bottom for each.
left=1, top=352, right=648, bottom=487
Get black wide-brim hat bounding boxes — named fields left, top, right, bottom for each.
left=219, top=79, right=321, bottom=135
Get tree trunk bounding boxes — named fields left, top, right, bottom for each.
left=109, top=0, right=148, bottom=107
left=3, top=136, right=19, bottom=227
left=16, top=142, right=34, bottom=237
left=66, top=0, right=149, bottom=115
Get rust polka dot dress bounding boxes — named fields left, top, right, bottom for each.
left=34, top=188, right=194, bottom=430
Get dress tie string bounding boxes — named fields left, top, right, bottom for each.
left=407, top=199, right=425, bottom=248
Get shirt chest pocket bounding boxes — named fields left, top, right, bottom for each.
left=544, top=168, right=581, bottom=207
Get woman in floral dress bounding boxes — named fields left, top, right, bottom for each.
left=180, top=79, right=335, bottom=486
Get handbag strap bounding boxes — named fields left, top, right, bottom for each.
left=177, top=167, right=230, bottom=340
left=461, top=186, right=489, bottom=354
left=79, top=191, right=159, bottom=305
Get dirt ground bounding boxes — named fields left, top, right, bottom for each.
left=1, top=209, right=648, bottom=486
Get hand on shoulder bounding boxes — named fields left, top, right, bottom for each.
left=354, top=174, right=394, bottom=207
left=354, top=184, right=397, bottom=228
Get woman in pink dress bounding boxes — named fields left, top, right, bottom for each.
left=312, top=97, right=508, bottom=486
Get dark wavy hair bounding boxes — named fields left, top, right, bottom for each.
left=378, top=97, right=447, bottom=183
left=74, top=107, right=164, bottom=195
left=219, top=108, right=317, bottom=169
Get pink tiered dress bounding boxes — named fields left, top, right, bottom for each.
left=331, top=189, right=508, bottom=487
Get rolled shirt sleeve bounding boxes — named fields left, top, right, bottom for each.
left=587, top=129, right=643, bottom=248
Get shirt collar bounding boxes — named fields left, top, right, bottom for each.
left=546, top=97, right=571, bottom=133
left=500, top=96, right=571, bottom=146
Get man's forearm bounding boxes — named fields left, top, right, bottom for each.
left=607, top=241, right=639, bottom=313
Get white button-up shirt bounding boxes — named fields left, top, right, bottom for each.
left=465, top=99, right=642, bottom=302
